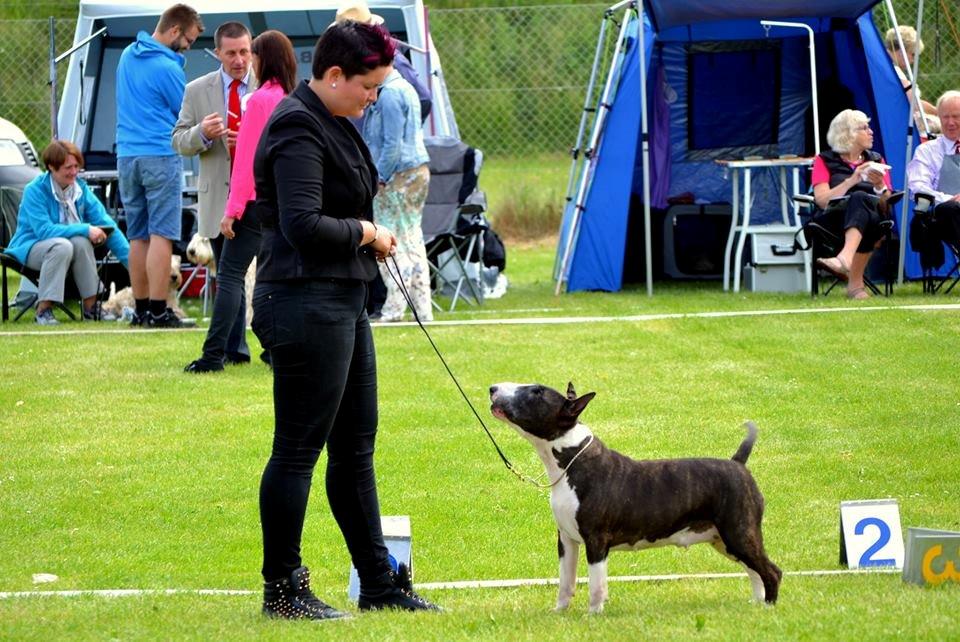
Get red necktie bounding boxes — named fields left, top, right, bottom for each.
left=228, top=79, right=241, bottom=161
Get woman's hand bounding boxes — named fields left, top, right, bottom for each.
left=370, top=225, right=397, bottom=262
left=87, top=226, right=107, bottom=245
left=220, top=215, right=236, bottom=240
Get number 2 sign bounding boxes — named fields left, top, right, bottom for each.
left=839, top=499, right=905, bottom=569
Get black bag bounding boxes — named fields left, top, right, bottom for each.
left=910, top=210, right=945, bottom=271
left=482, top=227, right=506, bottom=272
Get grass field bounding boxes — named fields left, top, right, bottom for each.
left=2, top=243, right=959, bottom=640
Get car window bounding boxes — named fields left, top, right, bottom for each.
left=0, top=140, right=26, bottom=167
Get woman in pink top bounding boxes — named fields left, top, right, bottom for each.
left=184, top=30, right=298, bottom=373
left=810, top=109, right=895, bottom=300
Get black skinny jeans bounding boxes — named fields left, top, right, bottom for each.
left=252, top=279, right=391, bottom=584
left=209, top=230, right=250, bottom=360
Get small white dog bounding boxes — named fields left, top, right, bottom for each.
left=186, top=233, right=256, bottom=324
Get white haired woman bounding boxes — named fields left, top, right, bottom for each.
left=812, top=109, right=894, bottom=300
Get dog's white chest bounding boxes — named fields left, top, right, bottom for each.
left=550, top=480, right=583, bottom=543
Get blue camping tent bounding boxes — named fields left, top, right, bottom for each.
left=557, top=0, right=919, bottom=294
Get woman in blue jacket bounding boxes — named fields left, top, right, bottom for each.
left=6, top=140, right=129, bottom=324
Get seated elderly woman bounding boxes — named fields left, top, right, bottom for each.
left=5, top=140, right=129, bottom=324
left=812, top=109, right=894, bottom=300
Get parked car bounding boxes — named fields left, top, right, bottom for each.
left=0, top=116, right=41, bottom=191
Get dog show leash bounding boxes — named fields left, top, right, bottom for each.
left=382, top=255, right=595, bottom=489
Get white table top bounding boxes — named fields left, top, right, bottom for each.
left=715, top=157, right=813, bottom=169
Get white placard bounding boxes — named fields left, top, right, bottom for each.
left=840, top=499, right=905, bottom=569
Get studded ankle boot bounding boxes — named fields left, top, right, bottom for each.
left=357, top=562, right=442, bottom=612
left=262, top=566, right=350, bottom=620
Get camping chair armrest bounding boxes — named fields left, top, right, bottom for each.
left=792, top=194, right=815, bottom=206
left=913, top=191, right=936, bottom=213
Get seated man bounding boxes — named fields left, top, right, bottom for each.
left=907, top=91, right=960, bottom=246
left=4, top=140, right=130, bottom=325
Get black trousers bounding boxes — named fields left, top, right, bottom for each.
left=816, top=191, right=887, bottom=253
left=209, top=232, right=250, bottom=359
left=252, top=279, right=391, bottom=583
left=200, top=214, right=260, bottom=363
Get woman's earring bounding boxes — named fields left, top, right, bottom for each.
left=331, top=82, right=337, bottom=89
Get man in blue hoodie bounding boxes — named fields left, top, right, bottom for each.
left=116, top=3, right=204, bottom=328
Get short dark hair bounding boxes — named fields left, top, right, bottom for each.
left=157, top=4, right=204, bottom=35
left=311, top=20, right=395, bottom=80
left=42, top=140, right=84, bottom=171
left=253, top=30, right=299, bottom=95
left=214, top=21, right=251, bottom=49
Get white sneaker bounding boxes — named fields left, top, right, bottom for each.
left=35, top=308, right=59, bottom=326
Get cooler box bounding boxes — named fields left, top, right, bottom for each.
left=180, top=266, right=209, bottom=298
left=347, top=516, right=412, bottom=601
left=743, top=227, right=806, bottom=293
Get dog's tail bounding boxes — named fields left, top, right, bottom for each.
left=731, top=421, right=758, bottom=465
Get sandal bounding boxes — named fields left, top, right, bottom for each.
left=846, top=287, right=870, bottom=300
left=815, top=256, right=850, bottom=282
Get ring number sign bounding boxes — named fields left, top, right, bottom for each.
left=839, top=499, right=905, bottom=569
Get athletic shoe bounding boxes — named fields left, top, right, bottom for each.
left=147, top=308, right=184, bottom=328
left=35, top=308, right=59, bottom=326
left=262, top=566, right=350, bottom=620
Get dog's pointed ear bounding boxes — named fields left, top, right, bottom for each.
left=566, top=382, right=577, bottom=400
left=565, top=391, right=596, bottom=419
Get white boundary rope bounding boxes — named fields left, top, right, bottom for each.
left=2, top=302, right=959, bottom=337
left=0, top=568, right=901, bottom=599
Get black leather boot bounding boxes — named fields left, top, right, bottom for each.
left=357, top=563, right=442, bottom=612
left=262, top=566, right=350, bottom=620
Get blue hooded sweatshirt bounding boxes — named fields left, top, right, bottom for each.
left=115, top=31, right=185, bottom=158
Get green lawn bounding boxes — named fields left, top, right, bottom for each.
left=1, top=243, right=959, bottom=640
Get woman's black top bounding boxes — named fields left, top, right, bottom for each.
left=818, top=149, right=882, bottom=195
left=253, top=80, right=379, bottom=283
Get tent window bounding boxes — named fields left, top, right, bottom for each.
left=686, top=44, right=781, bottom=153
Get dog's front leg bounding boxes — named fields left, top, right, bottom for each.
left=555, top=531, right=579, bottom=611
left=585, top=543, right=609, bottom=614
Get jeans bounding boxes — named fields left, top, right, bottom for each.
left=252, top=279, right=391, bottom=583
left=201, top=215, right=258, bottom=362
left=117, top=155, right=183, bottom=241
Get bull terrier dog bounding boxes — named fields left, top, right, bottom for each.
left=489, top=382, right=781, bottom=613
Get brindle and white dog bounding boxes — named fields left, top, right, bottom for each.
left=489, top=382, right=781, bottom=613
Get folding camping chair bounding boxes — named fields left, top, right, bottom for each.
left=422, top=137, right=489, bottom=311
left=912, top=192, right=960, bottom=295
left=0, top=185, right=89, bottom=321
left=792, top=192, right=899, bottom=297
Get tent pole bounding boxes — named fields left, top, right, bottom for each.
left=761, top=21, right=819, bottom=155
left=887, top=2, right=932, bottom=137
left=638, top=2, right=652, bottom=295
left=562, top=15, right=611, bottom=211
left=894, top=0, right=925, bottom=283
left=555, top=3, right=635, bottom=295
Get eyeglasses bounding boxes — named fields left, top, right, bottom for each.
left=855, top=124, right=873, bottom=132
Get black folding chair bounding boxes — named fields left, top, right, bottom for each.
left=793, top=192, right=899, bottom=297
left=912, top=192, right=960, bottom=295
left=422, top=137, right=488, bottom=311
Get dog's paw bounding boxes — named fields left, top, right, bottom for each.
left=587, top=603, right=605, bottom=615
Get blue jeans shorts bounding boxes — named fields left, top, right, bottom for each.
left=118, top=155, right=183, bottom=241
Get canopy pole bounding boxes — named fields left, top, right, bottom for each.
left=894, top=0, right=925, bottom=283
left=562, top=16, right=611, bottom=210
left=638, top=3, right=652, bottom=295
left=555, top=2, right=635, bottom=295
left=761, top=20, right=819, bottom=155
